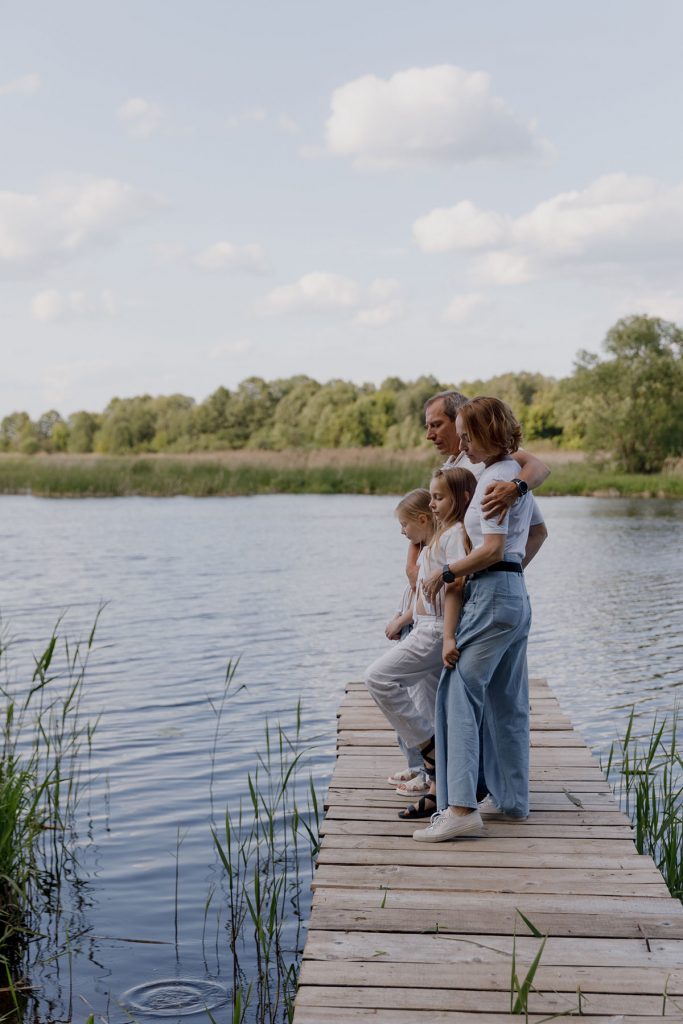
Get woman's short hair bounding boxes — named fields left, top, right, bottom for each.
left=458, top=396, right=522, bottom=454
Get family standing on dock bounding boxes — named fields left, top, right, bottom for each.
left=364, top=391, right=549, bottom=842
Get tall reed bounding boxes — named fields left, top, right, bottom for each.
left=0, top=614, right=99, bottom=981
left=606, top=708, right=683, bottom=900
left=211, top=697, right=321, bottom=1023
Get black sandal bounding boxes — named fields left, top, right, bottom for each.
left=398, top=793, right=437, bottom=820
left=420, top=737, right=436, bottom=777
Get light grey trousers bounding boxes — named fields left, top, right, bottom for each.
left=364, top=617, right=444, bottom=750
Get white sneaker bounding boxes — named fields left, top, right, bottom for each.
left=413, top=808, right=484, bottom=843
left=477, top=795, right=527, bottom=821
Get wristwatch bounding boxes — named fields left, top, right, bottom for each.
left=442, top=564, right=456, bottom=583
left=512, top=478, right=529, bottom=497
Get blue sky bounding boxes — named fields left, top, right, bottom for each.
left=3, top=0, right=683, bottom=417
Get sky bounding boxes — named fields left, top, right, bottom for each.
left=2, top=0, right=683, bottom=418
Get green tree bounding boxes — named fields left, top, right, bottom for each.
left=269, top=377, right=321, bottom=448
left=151, top=394, right=195, bottom=450
left=97, top=397, right=157, bottom=453
left=67, top=411, right=100, bottom=453
left=36, top=410, right=67, bottom=452
left=562, top=315, right=683, bottom=471
left=1, top=412, right=33, bottom=452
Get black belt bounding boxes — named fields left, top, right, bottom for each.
left=471, top=561, right=523, bottom=580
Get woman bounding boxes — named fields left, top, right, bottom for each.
left=414, top=396, right=534, bottom=843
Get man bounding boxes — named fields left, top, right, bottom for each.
left=404, top=390, right=548, bottom=585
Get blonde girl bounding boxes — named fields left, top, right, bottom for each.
left=364, top=468, right=476, bottom=820
left=383, top=489, right=437, bottom=795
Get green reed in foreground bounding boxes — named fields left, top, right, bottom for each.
left=606, top=708, right=683, bottom=901
left=212, top=698, right=320, bottom=1024
left=0, top=615, right=99, bottom=986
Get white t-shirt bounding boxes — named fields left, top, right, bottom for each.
left=416, top=522, right=468, bottom=618
left=464, top=458, right=534, bottom=561
left=443, top=451, right=544, bottom=527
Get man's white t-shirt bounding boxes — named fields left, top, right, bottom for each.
left=443, top=451, right=544, bottom=527
left=464, top=458, right=533, bottom=561
left=415, top=522, right=467, bottom=618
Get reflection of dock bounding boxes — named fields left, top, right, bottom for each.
left=293, top=679, right=683, bottom=1022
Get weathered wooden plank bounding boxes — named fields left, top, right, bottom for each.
left=299, top=960, right=683, bottom=997
left=324, top=787, right=618, bottom=811
left=310, top=887, right=683, bottom=919
left=323, top=804, right=632, bottom=825
left=294, top=1007, right=680, bottom=1024
left=319, top=832, right=640, bottom=854
left=302, top=929, right=683, bottom=968
left=332, top=763, right=610, bottom=781
left=336, top=731, right=593, bottom=752
left=319, top=817, right=635, bottom=840
left=308, top=905, right=683, bottom=940
left=311, top=863, right=670, bottom=897
left=317, top=846, right=647, bottom=871
left=296, top=968, right=677, bottom=1012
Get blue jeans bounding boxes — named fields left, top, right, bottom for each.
left=434, top=571, right=532, bottom=817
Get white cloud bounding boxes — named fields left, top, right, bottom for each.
left=0, top=177, right=163, bottom=275
left=193, top=241, right=269, bottom=274
left=443, top=292, right=486, bottom=323
left=0, top=74, right=41, bottom=97
left=353, top=303, right=402, bottom=327
left=117, top=97, right=163, bottom=138
left=354, top=278, right=403, bottom=327
left=32, top=288, right=117, bottom=322
left=414, top=200, right=507, bottom=252
left=265, top=272, right=360, bottom=313
left=324, top=65, right=547, bottom=170
left=477, top=251, right=532, bottom=286
left=210, top=339, right=253, bottom=358
left=414, top=174, right=683, bottom=286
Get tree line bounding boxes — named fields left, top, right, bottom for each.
left=4, top=315, right=682, bottom=473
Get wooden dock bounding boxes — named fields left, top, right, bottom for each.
left=293, top=678, right=683, bottom=1023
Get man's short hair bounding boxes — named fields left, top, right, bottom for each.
left=424, top=390, right=470, bottom=422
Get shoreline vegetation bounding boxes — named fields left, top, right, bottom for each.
left=3, top=317, right=683, bottom=479
left=1, top=448, right=682, bottom=499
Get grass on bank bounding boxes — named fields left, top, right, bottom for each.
left=1, top=450, right=683, bottom=498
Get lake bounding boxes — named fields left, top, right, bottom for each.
left=1, top=494, right=681, bottom=1021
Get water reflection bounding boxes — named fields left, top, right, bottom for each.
left=0, top=494, right=681, bottom=1021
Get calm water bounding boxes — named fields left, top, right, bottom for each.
left=1, top=494, right=682, bottom=1020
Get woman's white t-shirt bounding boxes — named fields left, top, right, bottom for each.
left=464, top=457, right=533, bottom=561
left=444, top=451, right=544, bottom=527
left=416, top=522, right=468, bottom=618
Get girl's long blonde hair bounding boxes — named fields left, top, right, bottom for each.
left=395, top=488, right=437, bottom=534
left=430, top=466, right=476, bottom=554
